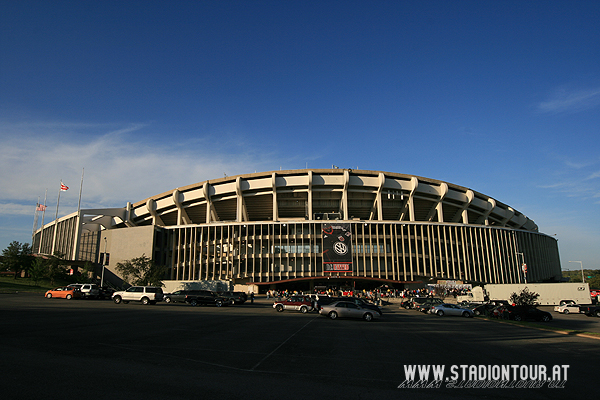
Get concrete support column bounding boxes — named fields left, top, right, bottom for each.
left=272, top=173, right=278, bottom=221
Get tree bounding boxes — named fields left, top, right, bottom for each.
left=46, top=252, right=68, bottom=286
left=1, top=241, right=33, bottom=278
left=73, top=261, right=95, bottom=283
left=29, top=257, right=47, bottom=286
left=587, top=270, right=600, bottom=290
left=115, top=254, right=166, bottom=287
left=509, top=287, right=540, bottom=306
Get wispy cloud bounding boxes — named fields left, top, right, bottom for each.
left=586, top=171, right=600, bottom=180
left=538, top=155, right=600, bottom=202
left=0, top=120, right=283, bottom=217
left=538, top=86, right=600, bottom=114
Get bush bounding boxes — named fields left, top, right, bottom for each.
left=509, top=287, right=540, bottom=306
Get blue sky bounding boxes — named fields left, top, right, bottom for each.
left=1, top=1, right=599, bottom=272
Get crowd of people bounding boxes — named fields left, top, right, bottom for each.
left=265, top=285, right=472, bottom=301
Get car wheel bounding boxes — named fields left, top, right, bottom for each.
left=66, top=294, right=73, bottom=300
left=474, top=310, right=481, bottom=316
left=300, top=306, right=308, bottom=313
left=329, top=311, right=338, bottom=320
left=363, top=312, right=373, bottom=322
left=563, top=309, right=569, bottom=314
left=276, top=304, right=284, bottom=312
left=190, top=299, right=198, bottom=306
left=595, top=310, right=600, bottom=318
left=462, top=311, right=471, bottom=318
left=141, top=297, right=150, bottom=305
left=437, top=310, right=444, bottom=317
left=46, top=293, right=52, bottom=299
left=542, top=315, right=551, bottom=322
left=164, top=297, right=171, bottom=303
left=514, top=315, right=522, bottom=321
left=216, top=300, right=223, bottom=307
left=113, top=295, right=122, bottom=304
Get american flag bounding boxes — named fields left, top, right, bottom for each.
left=60, top=182, right=69, bottom=191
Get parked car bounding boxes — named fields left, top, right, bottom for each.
left=319, top=300, right=380, bottom=321
left=554, top=303, right=581, bottom=314
left=578, top=305, right=600, bottom=318
left=469, top=302, right=503, bottom=316
left=68, top=283, right=100, bottom=299
left=185, top=290, right=232, bottom=307
left=98, top=286, right=116, bottom=300
left=273, top=295, right=314, bottom=313
left=346, top=297, right=382, bottom=315
left=401, top=297, right=431, bottom=309
left=164, top=290, right=196, bottom=303
left=501, top=305, right=552, bottom=322
left=217, top=291, right=248, bottom=304
left=112, top=286, right=164, bottom=305
left=45, top=286, right=81, bottom=300
left=430, top=303, right=474, bottom=318
left=415, top=298, right=444, bottom=313
left=314, top=296, right=342, bottom=310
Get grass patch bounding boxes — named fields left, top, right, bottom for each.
left=0, top=276, right=70, bottom=293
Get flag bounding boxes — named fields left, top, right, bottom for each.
left=60, top=182, right=69, bottom=191
left=37, top=204, right=47, bottom=211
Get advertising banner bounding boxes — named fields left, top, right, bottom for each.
left=322, top=223, right=352, bottom=272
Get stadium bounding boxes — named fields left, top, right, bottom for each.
left=32, top=169, right=561, bottom=292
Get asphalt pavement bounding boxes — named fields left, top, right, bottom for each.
left=0, top=293, right=597, bottom=400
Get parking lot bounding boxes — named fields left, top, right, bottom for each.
left=1, top=293, right=597, bottom=399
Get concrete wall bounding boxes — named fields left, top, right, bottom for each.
left=101, top=225, right=156, bottom=287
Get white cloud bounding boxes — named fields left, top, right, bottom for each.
left=538, top=86, right=600, bottom=113
left=0, top=203, right=39, bottom=216
left=0, top=120, right=281, bottom=217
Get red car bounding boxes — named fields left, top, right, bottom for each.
left=273, top=295, right=314, bottom=313
left=45, top=286, right=81, bottom=300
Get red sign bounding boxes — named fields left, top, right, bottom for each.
left=326, top=263, right=351, bottom=271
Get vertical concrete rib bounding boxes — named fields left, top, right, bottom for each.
left=307, top=171, right=313, bottom=220
left=272, top=173, right=278, bottom=222
left=342, top=170, right=349, bottom=220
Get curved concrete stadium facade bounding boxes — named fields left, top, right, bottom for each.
left=33, top=169, right=561, bottom=290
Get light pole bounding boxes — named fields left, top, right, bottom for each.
left=569, top=261, right=585, bottom=283
left=101, top=236, right=107, bottom=287
left=516, top=252, right=526, bottom=283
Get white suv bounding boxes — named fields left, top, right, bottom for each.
left=112, top=286, right=164, bottom=305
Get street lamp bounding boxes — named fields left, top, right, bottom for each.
left=101, top=236, right=107, bottom=287
left=569, top=261, right=585, bottom=283
left=516, top=252, right=526, bottom=283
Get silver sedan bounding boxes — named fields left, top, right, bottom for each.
left=430, top=303, right=474, bottom=318
left=319, top=301, right=381, bottom=321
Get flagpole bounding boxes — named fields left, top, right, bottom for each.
left=39, top=189, right=47, bottom=253
left=54, top=180, right=62, bottom=223
left=31, top=196, right=40, bottom=245
left=51, top=181, right=62, bottom=254
left=73, top=168, right=85, bottom=263
left=77, top=168, right=84, bottom=212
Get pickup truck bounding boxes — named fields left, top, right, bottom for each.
left=578, top=305, right=600, bottom=317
